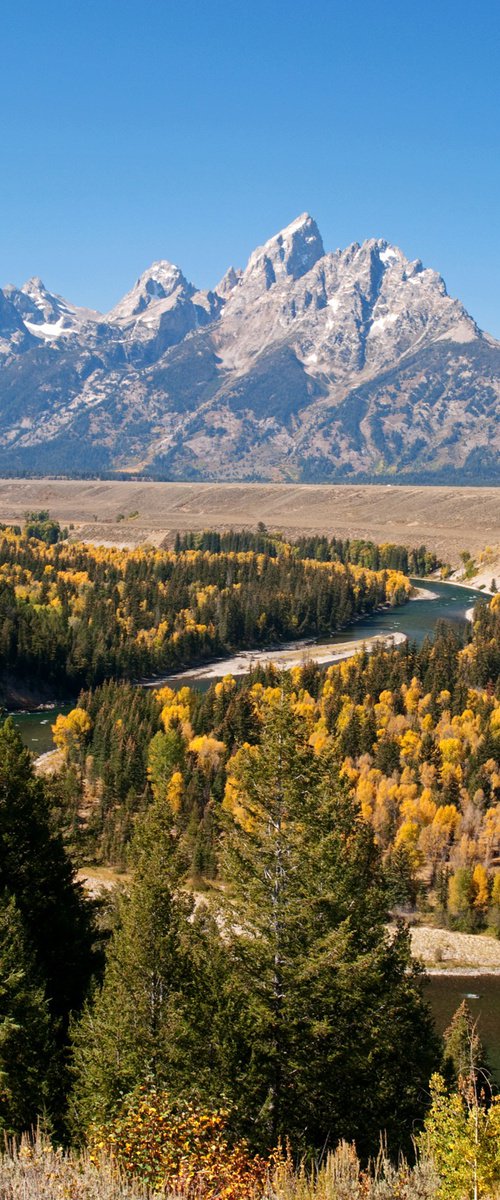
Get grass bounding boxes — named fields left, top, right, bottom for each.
left=0, top=1134, right=441, bottom=1200
left=0, top=1133, right=149, bottom=1200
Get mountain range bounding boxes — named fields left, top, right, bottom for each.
left=1, top=214, right=499, bottom=483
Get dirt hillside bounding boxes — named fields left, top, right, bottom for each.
left=0, top=478, right=498, bottom=564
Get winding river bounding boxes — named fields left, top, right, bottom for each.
left=12, top=578, right=485, bottom=754
left=10, top=576, right=500, bottom=1073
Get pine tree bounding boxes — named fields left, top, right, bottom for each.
left=0, top=894, right=52, bottom=1135
left=71, top=792, right=229, bottom=1131
left=443, top=1001, right=491, bottom=1096
left=219, top=685, right=440, bottom=1156
left=0, top=719, right=97, bottom=1031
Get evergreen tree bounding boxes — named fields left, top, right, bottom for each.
left=219, top=686, right=440, bottom=1156
left=443, top=1000, right=491, bottom=1096
left=71, top=793, right=229, bottom=1131
left=0, top=719, right=97, bottom=1031
left=0, top=894, right=52, bottom=1135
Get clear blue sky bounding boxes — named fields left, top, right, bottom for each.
left=2, top=0, right=499, bottom=334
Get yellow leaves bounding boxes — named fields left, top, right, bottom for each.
left=308, top=717, right=330, bottom=757
left=52, top=707, right=92, bottom=755
left=56, top=568, right=90, bottom=588
left=394, top=819, right=422, bottom=869
left=422, top=1074, right=500, bottom=1198
left=214, top=674, right=236, bottom=698
left=159, top=687, right=194, bottom=740
left=249, top=682, right=282, bottom=719
left=384, top=570, right=412, bottom=605
left=291, top=689, right=316, bottom=726
left=432, top=803, right=461, bottom=834
left=167, top=771, right=184, bottom=815
left=162, top=702, right=192, bottom=738
left=402, top=676, right=422, bottom=715
left=440, top=761, right=463, bottom=789
left=400, top=789, right=437, bottom=827
left=472, top=863, right=490, bottom=912
left=490, top=706, right=500, bottom=734
left=223, top=744, right=260, bottom=831
left=355, top=776, right=376, bottom=821
left=374, top=690, right=394, bottom=730
left=155, top=686, right=176, bottom=707
left=89, top=1088, right=268, bottom=1199
left=188, top=734, right=226, bottom=773
left=438, top=737, right=462, bottom=765
left=399, top=728, right=421, bottom=765
left=337, top=698, right=355, bottom=733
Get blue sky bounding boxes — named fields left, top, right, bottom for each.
left=2, top=0, right=499, bottom=334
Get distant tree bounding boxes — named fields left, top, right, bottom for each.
left=23, top=510, right=65, bottom=544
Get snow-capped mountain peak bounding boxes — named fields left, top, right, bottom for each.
left=4, top=277, right=101, bottom=340
left=0, top=214, right=498, bottom=484
left=107, top=261, right=194, bottom=323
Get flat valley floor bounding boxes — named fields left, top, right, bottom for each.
left=0, top=478, right=499, bottom=564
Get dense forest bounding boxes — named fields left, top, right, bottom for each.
left=0, top=521, right=418, bottom=700
left=53, top=596, right=500, bottom=925
left=1, top=520, right=499, bottom=1199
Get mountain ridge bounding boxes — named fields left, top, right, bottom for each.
left=0, top=214, right=499, bottom=483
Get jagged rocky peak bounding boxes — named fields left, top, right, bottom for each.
left=215, top=266, right=242, bottom=298
left=5, top=277, right=60, bottom=324
left=242, top=213, right=325, bottom=290
left=4, top=277, right=101, bottom=333
left=22, top=275, right=47, bottom=296
left=0, top=287, right=29, bottom=334
left=108, top=260, right=194, bottom=323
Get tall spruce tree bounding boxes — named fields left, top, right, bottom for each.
left=219, top=685, right=440, bottom=1156
left=71, top=792, right=230, bottom=1131
left=0, top=719, right=97, bottom=1030
left=0, top=718, right=97, bottom=1130
left=0, top=894, right=52, bottom=1135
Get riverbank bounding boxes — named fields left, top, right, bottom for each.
left=408, top=925, right=500, bottom=975
left=34, top=748, right=63, bottom=775
left=145, top=630, right=408, bottom=685
left=410, top=584, right=439, bottom=600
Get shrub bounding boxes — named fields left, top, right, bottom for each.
left=88, top=1089, right=267, bottom=1199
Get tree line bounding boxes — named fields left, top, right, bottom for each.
left=0, top=523, right=414, bottom=700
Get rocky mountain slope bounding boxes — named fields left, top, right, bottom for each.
left=1, top=215, right=499, bottom=482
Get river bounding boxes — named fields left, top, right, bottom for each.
left=11, top=578, right=485, bottom=752
left=425, top=975, right=500, bottom=1084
